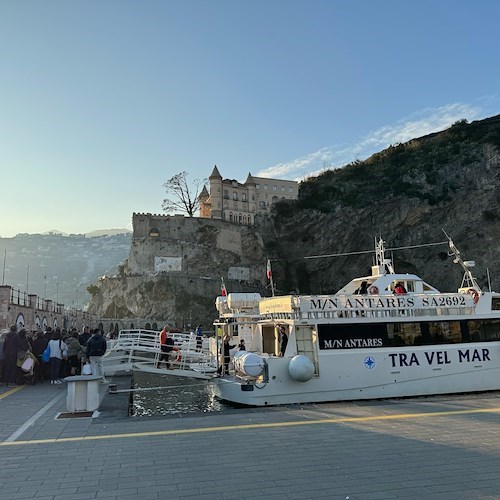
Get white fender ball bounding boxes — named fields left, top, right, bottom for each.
left=288, top=355, right=314, bottom=382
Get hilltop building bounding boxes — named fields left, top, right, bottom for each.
left=199, top=166, right=298, bottom=225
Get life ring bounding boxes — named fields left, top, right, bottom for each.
left=368, top=285, right=379, bottom=295
left=172, top=346, right=182, bottom=362
left=467, top=288, right=480, bottom=304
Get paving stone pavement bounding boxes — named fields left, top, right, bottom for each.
left=1, top=379, right=500, bottom=499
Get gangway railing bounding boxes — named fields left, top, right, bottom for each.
left=107, top=329, right=218, bottom=379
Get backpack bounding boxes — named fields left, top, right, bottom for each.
left=42, top=344, right=51, bottom=363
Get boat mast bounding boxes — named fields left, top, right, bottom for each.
left=374, top=237, right=395, bottom=275
left=443, top=231, right=481, bottom=292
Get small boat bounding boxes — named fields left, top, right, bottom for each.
left=212, top=235, right=500, bottom=406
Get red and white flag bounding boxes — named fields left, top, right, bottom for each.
left=221, top=277, right=227, bottom=297
left=266, top=259, right=272, bottom=280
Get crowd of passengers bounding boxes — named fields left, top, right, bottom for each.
left=0, top=325, right=112, bottom=387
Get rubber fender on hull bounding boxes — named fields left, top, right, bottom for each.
left=233, top=352, right=265, bottom=378
left=288, top=355, right=314, bottom=382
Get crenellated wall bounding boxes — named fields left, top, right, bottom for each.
left=127, top=213, right=266, bottom=282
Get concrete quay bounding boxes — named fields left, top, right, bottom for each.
left=1, top=379, right=500, bottom=500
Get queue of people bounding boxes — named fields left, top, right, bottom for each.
left=0, top=325, right=108, bottom=387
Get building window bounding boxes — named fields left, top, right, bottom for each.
left=256, top=184, right=260, bottom=190
left=233, top=192, right=238, bottom=200
left=242, top=193, right=247, bottom=202
left=289, top=187, right=293, bottom=193
left=224, top=189, right=229, bottom=199
left=149, top=228, right=160, bottom=237
left=272, top=185, right=277, bottom=192
left=264, top=184, right=268, bottom=190
left=252, top=194, right=255, bottom=201
left=281, top=186, right=285, bottom=192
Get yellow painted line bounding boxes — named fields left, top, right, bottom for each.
left=0, top=385, right=25, bottom=400
left=2, top=405, right=500, bottom=447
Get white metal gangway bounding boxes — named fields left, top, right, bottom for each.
left=104, top=329, right=218, bottom=380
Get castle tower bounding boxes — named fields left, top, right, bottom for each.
left=208, top=165, right=223, bottom=219
left=198, top=185, right=211, bottom=218
left=244, top=173, right=256, bottom=224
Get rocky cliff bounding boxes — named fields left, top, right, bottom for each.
left=88, top=115, right=500, bottom=328
left=265, top=115, right=500, bottom=295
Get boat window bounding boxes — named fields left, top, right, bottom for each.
left=387, top=323, right=421, bottom=346
left=318, top=319, right=500, bottom=349
left=469, top=319, right=500, bottom=342
left=427, top=321, right=462, bottom=344
left=492, top=298, right=500, bottom=310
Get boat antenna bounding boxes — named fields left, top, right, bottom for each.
left=442, top=229, right=481, bottom=292
left=305, top=240, right=448, bottom=260
left=487, top=268, right=492, bottom=292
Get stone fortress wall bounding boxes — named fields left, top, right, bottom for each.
left=127, top=213, right=267, bottom=284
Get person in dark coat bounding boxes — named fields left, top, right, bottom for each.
left=32, top=331, right=49, bottom=381
left=218, top=336, right=235, bottom=375
left=279, top=328, right=288, bottom=357
left=18, top=329, right=31, bottom=354
left=355, top=281, right=369, bottom=295
left=195, top=325, right=203, bottom=351
left=79, top=326, right=92, bottom=346
left=3, top=326, right=21, bottom=387
left=86, top=329, right=107, bottom=382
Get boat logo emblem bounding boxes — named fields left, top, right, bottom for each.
left=364, top=356, right=376, bottom=370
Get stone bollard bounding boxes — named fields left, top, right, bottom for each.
left=64, top=375, right=102, bottom=412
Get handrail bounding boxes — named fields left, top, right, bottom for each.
left=113, top=329, right=217, bottom=374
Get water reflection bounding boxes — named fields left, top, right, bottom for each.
left=131, top=371, right=225, bottom=416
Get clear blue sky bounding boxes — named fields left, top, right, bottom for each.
left=1, top=0, right=499, bottom=237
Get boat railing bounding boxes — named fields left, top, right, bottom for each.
left=260, top=293, right=476, bottom=321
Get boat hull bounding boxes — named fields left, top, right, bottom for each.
left=214, top=342, right=500, bottom=406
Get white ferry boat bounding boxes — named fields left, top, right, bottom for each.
left=213, top=237, right=500, bottom=406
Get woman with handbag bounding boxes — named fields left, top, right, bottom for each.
left=48, top=329, right=68, bottom=384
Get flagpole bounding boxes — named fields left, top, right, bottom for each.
left=267, top=259, right=275, bottom=297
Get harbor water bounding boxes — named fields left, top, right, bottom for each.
left=131, top=371, right=226, bottom=416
